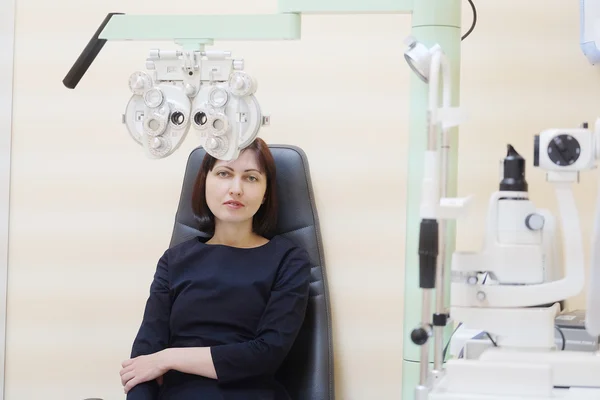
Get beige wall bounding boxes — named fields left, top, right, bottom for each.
left=6, top=0, right=597, bottom=399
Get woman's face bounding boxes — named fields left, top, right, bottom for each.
left=205, top=150, right=267, bottom=229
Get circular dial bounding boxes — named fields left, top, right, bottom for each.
left=210, top=113, right=229, bottom=136
left=228, top=71, right=255, bottom=97
left=144, top=87, right=164, bottom=108
left=547, top=134, right=581, bottom=166
left=209, top=88, right=229, bottom=108
left=205, top=135, right=229, bottom=158
left=128, top=71, right=152, bottom=95
left=146, top=136, right=172, bottom=158
left=150, top=137, right=165, bottom=150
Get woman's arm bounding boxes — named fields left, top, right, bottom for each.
left=159, top=347, right=218, bottom=379
left=120, top=346, right=216, bottom=395
left=122, top=251, right=172, bottom=398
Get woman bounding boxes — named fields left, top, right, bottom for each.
left=120, top=138, right=312, bottom=399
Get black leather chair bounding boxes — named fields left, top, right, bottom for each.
left=169, top=144, right=335, bottom=400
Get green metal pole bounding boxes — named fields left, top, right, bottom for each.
left=401, top=1, right=461, bottom=398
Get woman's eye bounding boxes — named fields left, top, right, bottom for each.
left=248, top=176, right=258, bottom=182
left=217, top=171, right=229, bottom=177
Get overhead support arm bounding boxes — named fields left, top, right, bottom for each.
left=63, top=0, right=421, bottom=90
left=98, top=13, right=301, bottom=41
left=63, top=13, right=301, bottom=89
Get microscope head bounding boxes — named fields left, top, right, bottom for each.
left=533, top=121, right=600, bottom=181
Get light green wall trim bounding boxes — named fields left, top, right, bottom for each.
left=402, top=0, right=461, bottom=397
left=278, top=0, right=413, bottom=14
left=99, top=14, right=301, bottom=41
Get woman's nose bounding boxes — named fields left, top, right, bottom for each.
left=229, top=178, right=243, bottom=195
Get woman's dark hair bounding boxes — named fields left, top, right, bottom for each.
left=191, top=138, right=278, bottom=238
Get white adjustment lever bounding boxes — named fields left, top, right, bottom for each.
left=438, top=107, right=467, bottom=130
left=438, top=195, right=473, bottom=220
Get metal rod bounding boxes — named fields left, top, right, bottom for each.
left=433, top=145, right=449, bottom=370
left=433, top=53, right=452, bottom=372
left=419, top=288, right=433, bottom=385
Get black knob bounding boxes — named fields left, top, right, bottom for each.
left=547, top=134, right=581, bottom=166
left=411, top=326, right=430, bottom=346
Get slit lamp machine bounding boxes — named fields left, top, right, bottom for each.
left=62, top=0, right=600, bottom=398
left=404, top=32, right=600, bottom=399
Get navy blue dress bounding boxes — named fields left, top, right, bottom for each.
left=126, top=235, right=311, bottom=400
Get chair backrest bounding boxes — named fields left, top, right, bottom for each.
left=169, top=144, right=335, bottom=400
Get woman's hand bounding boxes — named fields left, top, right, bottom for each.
left=120, top=351, right=168, bottom=393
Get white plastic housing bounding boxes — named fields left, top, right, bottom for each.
left=452, top=192, right=548, bottom=285
left=451, top=184, right=584, bottom=308
left=581, top=0, right=600, bottom=64
left=536, top=128, right=596, bottom=172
